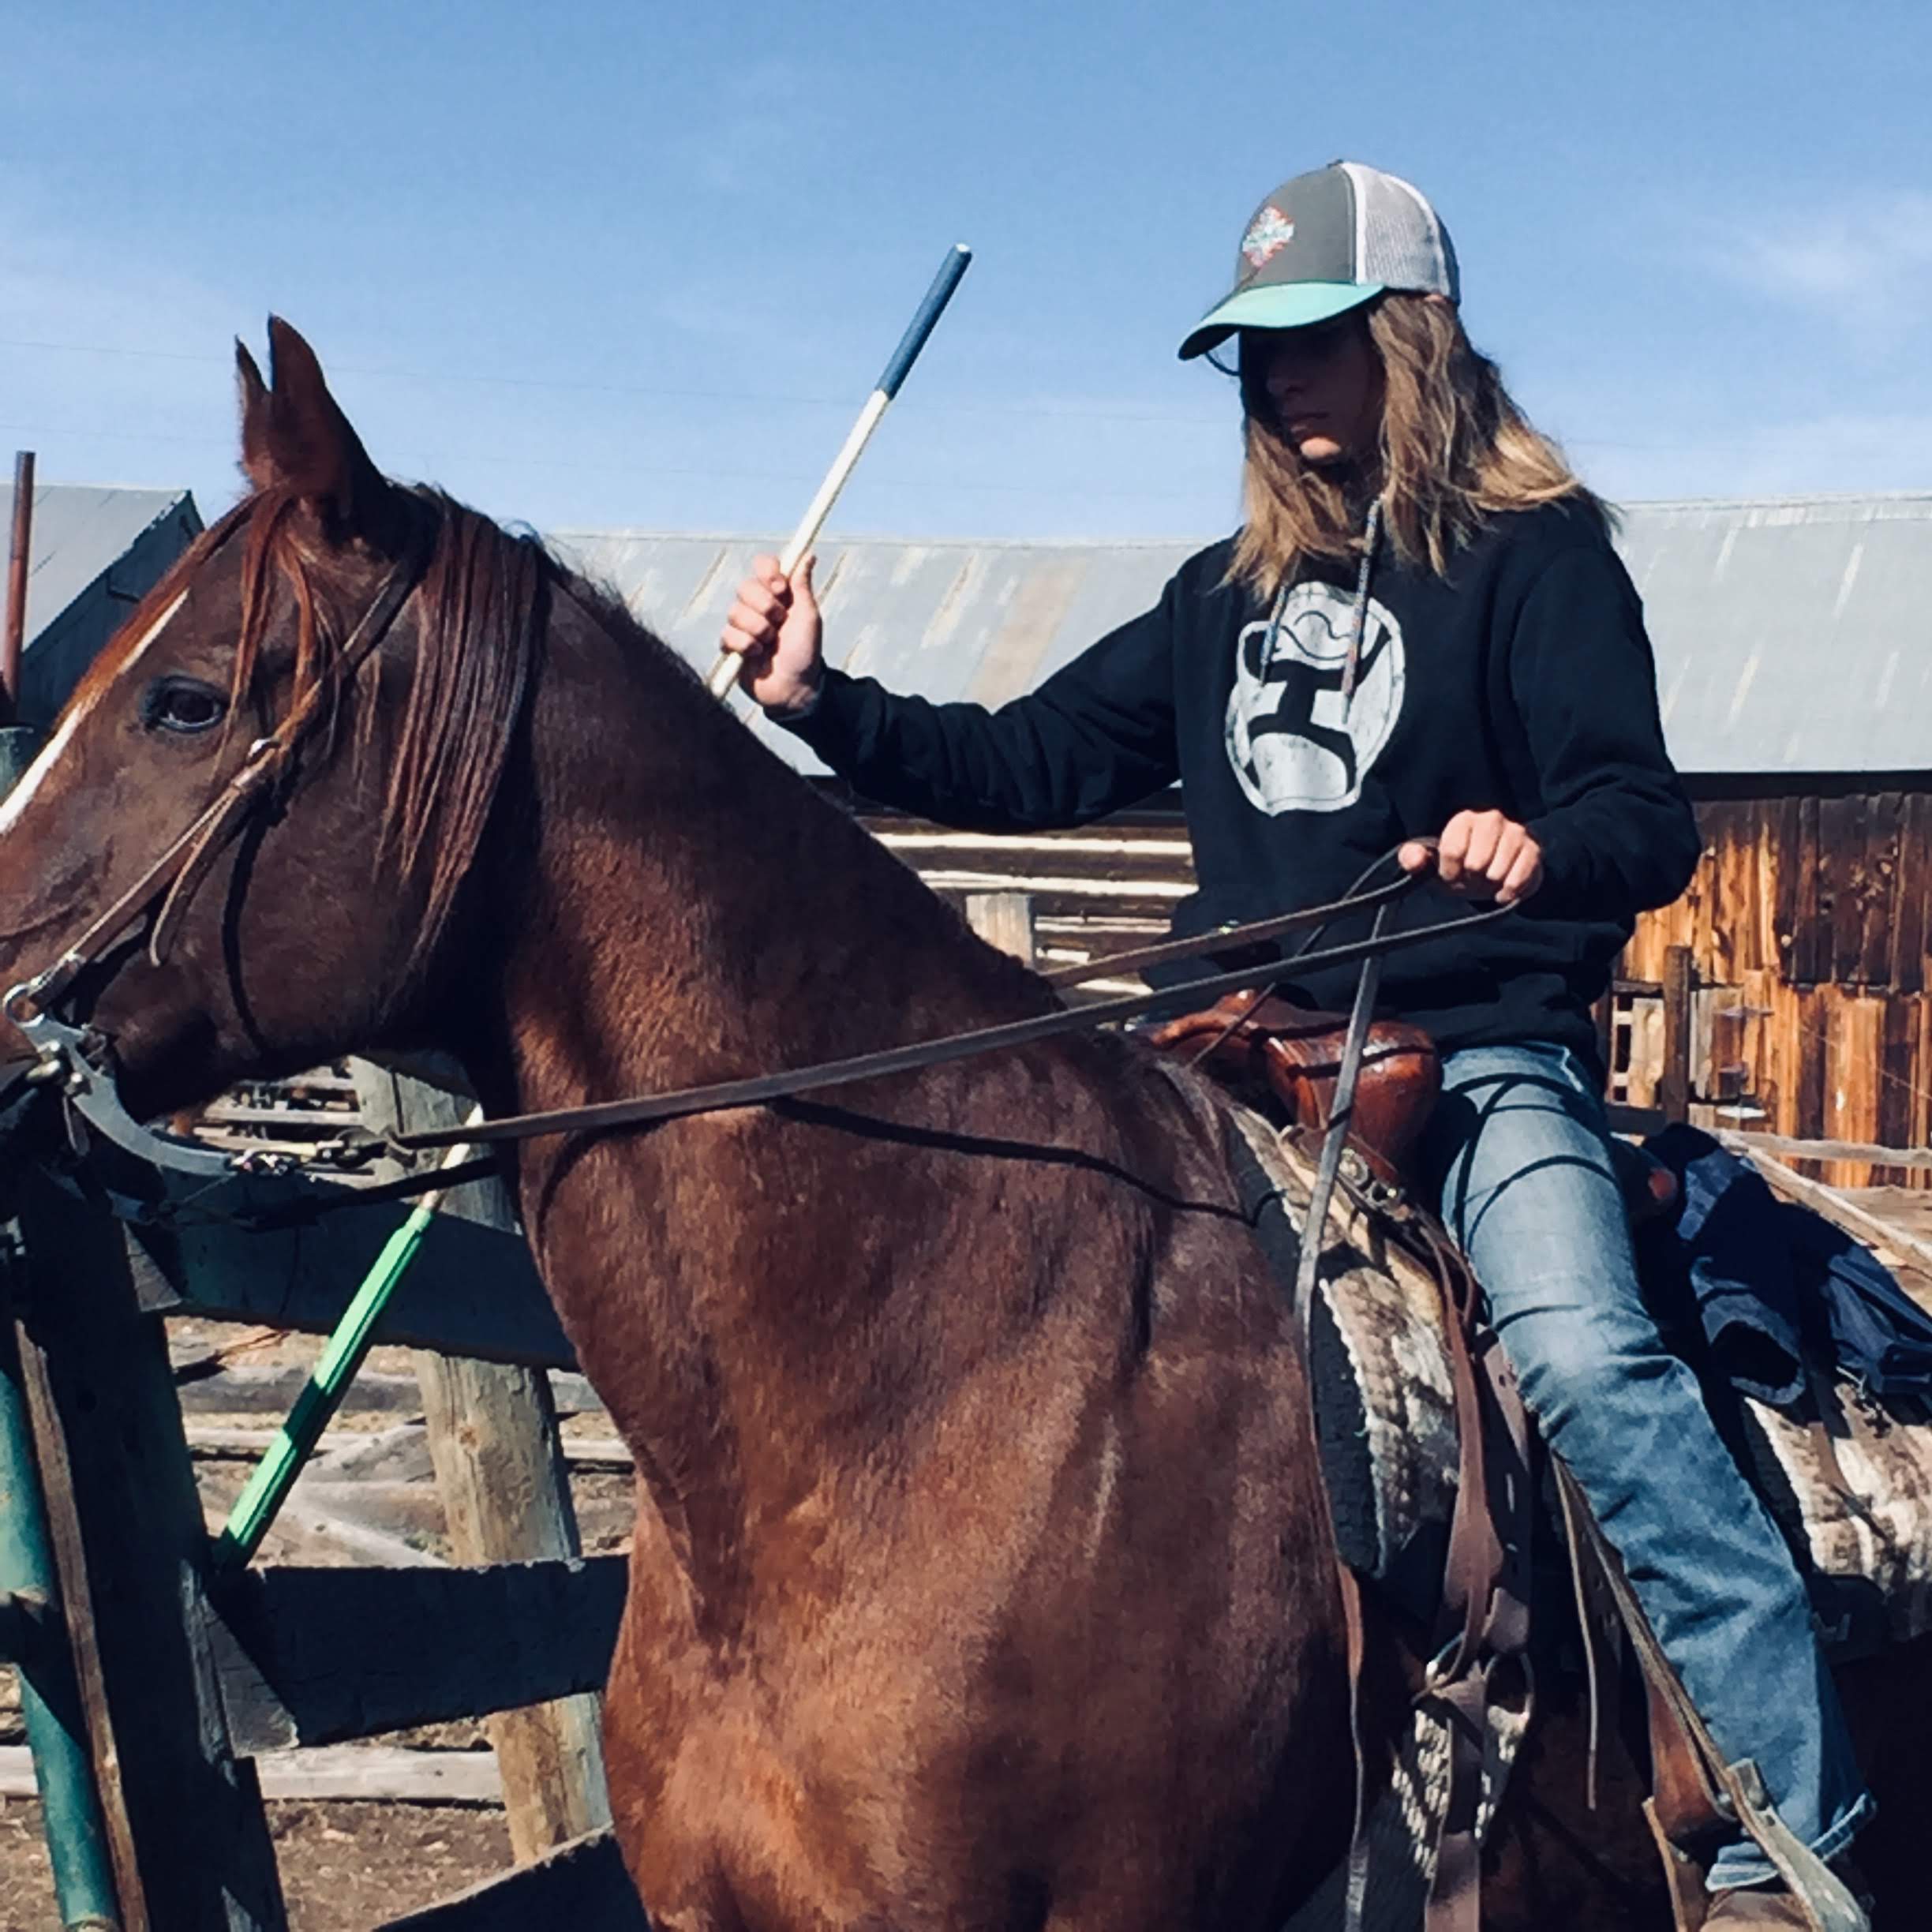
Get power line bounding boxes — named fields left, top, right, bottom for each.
left=0, top=418, right=1223, bottom=504
left=0, top=335, right=1233, bottom=428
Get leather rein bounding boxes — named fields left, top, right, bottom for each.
left=1, top=532, right=1512, bottom=1190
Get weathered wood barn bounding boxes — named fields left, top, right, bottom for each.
left=0, top=480, right=203, bottom=725
left=561, top=490, right=1932, bottom=1184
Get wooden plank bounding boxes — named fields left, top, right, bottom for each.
left=376, top=1829, right=647, bottom=1931
left=416, top=1354, right=615, bottom=1861
left=1658, top=945, right=1694, bottom=1122
left=1878, top=996, right=1919, bottom=1187
left=1896, top=795, right=1932, bottom=996
left=1861, top=792, right=1908, bottom=988
left=173, top=1363, right=602, bottom=1421
left=1701, top=801, right=1747, bottom=980
left=1789, top=794, right=1825, bottom=985
left=1743, top=798, right=1780, bottom=979
left=0, top=1743, right=503, bottom=1807
left=210, top=1492, right=447, bottom=1571
left=1827, top=994, right=1885, bottom=1189
left=363, top=1068, right=614, bottom=1866
left=962, top=891, right=1036, bottom=967
left=1769, top=794, right=1803, bottom=983
left=17, top=1169, right=288, bottom=1931
left=1718, top=1134, right=1932, bottom=1275
left=1795, top=986, right=1829, bottom=1150
left=1819, top=793, right=1866, bottom=985
left=123, top=1174, right=575, bottom=1370
left=177, top=1364, right=425, bottom=1416
left=208, top=1557, right=627, bottom=1754
left=1715, top=1130, right=1932, bottom=1171
left=188, top=1424, right=632, bottom=1473
left=10, top=1316, right=148, bottom=1932
left=1917, top=995, right=1932, bottom=1178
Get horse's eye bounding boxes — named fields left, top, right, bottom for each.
left=141, top=678, right=228, bottom=736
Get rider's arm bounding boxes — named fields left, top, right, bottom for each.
left=1509, top=539, right=1702, bottom=922
left=777, top=586, right=1182, bottom=833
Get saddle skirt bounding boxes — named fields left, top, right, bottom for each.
left=1222, top=1101, right=1932, bottom=1657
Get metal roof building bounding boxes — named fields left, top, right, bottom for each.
left=1, top=483, right=204, bottom=725
left=552, top=491, right=1932, bottom=781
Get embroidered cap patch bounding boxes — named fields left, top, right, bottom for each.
left=1242, top=206, right=1296, bottom=270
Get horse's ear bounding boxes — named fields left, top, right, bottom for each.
left=236, top=339, right=268, bottom=424
left=237, top=316, right=394, bottom=540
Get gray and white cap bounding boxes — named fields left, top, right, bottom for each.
left=1178, top=161, right=1459, bottom=361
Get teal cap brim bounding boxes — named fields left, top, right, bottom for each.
left=1177, top=281, right=1385, bottom=361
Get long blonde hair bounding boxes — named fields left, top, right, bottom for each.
left=1230, top=293, right=1604, bottom=599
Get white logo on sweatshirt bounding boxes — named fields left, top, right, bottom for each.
left=1225, top=582, right=1405, bottom=814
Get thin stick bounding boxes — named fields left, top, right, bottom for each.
left=707, top=245, right=972, bottom=701
left=210, top=1106, right=487, bottom=1570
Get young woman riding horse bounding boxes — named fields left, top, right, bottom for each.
left=719, top=162, right=1872, bottom=1927
left=0, top=197, right=1901, bottom=1930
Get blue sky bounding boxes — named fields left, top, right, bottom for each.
left=3, top=2, right=1930, bottom=543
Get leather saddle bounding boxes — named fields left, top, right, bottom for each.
left=1145, top=987, right=1681, bottom=1222
left=1144, top=988, right=1440, bottom=1187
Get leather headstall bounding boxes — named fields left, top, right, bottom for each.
left=2, top=526, right=430, bottom=1180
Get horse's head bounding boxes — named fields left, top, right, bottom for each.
left=0, top=319, right=541, bottom=1123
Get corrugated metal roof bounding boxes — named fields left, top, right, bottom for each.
left=552, top=493, right=1932, bottom=779
left=0, top=484, right=199, bottom=646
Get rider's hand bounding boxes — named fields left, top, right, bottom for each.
left=718, top=554, right=823, bottom=716
left=1398, top=811, right=1544, bottom=905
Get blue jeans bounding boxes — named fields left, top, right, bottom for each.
left=1416, top=1041, right=1871, bottom=1890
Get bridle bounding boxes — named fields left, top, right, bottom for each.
left=2, top=515, right=430, bottom=1180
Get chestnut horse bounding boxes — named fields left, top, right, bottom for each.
left=0, top=322, right=1925, bottom=1929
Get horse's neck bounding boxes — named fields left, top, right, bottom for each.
left=490, top=603, right=1042, bottom=1115
left=475, top=601, right=1053, bottom=1468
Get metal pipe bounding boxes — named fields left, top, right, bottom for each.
left=0, top=724, right=121, bottom=1927
left=4, top=451, right=35, bottom=724
left=0, top=1282, right=120, bottom=1926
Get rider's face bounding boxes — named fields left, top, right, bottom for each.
left=1245, top=313, right=1384, bottom=469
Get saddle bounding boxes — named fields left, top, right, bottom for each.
left=1146, top=988, right=1681, bottom=1224
left=1144, top=989, right=1440, bottom=1187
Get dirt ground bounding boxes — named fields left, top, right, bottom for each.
left=0, top=1797, right=515, bottom=1931
left=0, top=1315, right=633, bottom=1929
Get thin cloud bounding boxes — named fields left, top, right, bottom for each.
left=1571, top=410, right=1932, bottom=503
left=0, top=190, right=248, bottom=501
left=1706, top=189, right=1932, bottom=355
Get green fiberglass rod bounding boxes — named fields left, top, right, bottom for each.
left=212, top=1108, right=485, bottom=1571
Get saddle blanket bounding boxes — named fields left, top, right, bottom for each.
left=1223, top=1102, right=1932, bottom=1653
left=1222, top=1107, right=1511, bottom=1930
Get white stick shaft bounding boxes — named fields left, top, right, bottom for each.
left=412, top=1103, right=489, bottom=1219
left=707, top=388, right=891, bottom=700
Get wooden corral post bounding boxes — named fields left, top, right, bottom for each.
left=350, top=1066, right=612, bottom=1863
left=964, top=890, right=1036, bottom=967
left=13, top=1168, right=286, bottom=1931
left=1659, top=944, right=1695, bottom=1125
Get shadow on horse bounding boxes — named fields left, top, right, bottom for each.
left=0, top=320, right=1926, bottom=1929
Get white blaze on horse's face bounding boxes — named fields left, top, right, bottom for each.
left=0, top=587, right=192, bottom=841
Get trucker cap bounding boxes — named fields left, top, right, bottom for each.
left=1178, top=161, right=1459, bottom=361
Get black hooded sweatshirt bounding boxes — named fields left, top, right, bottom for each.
left=780, top=501, right=1701, bottom=1066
